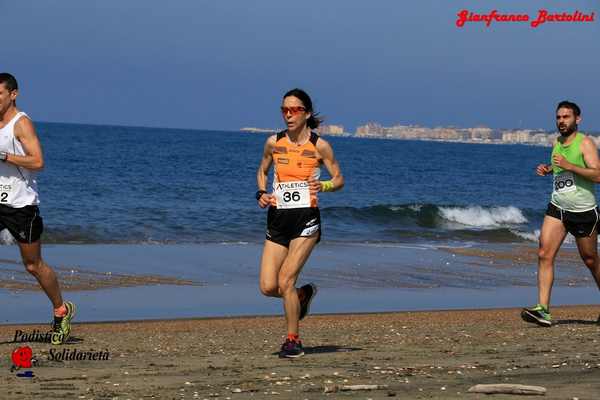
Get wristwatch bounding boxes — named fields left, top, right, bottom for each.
left=255, top=190, right=267, bottom=200
left=0, top=152, right=7, bottom=162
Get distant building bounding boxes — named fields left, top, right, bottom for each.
left=468, top=126, right=493, bottom=141
left=318, top=124, right=345, bottom=135
left=356, top=122, right=384, bottom=137
left=502, top=130, right=531, bottom=143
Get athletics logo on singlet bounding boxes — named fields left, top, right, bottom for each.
left=273, top=181, right=310, bottom=209
left=554, top=172, right=576, bottom=194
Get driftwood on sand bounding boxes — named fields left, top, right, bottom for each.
left=468, top=384, right=547, bottom=395
left=324, top=384, right=388, bottom=393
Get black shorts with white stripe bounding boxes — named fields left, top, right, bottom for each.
left=0, top=204, right=43, bottom=243
left=266, top=206, right=321, bottom=248
left=546, top=202, right=599, bottom=238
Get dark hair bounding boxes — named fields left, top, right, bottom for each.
left=0, top=72, right=18, bottom=92
left=556, top=100, right=581, bottom=117
left=283, top=88, right=323, bottom=129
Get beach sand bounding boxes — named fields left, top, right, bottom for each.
left=1, top=306, right=599, bottom=399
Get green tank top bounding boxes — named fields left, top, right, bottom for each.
left=550, top=132, right=596, bottom=212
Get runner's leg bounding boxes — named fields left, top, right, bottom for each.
left=18, top=241, right=63, bottom=308
left=278, top=235, right=318, bottom=336
left=575, top=231, right=600, bottom=290
left=537, top=215, right=567, bottom=307
left=259, top=240, right=288, bottom=297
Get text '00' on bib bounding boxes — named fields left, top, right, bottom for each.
left=274, top=180, right=311, bottom=209
left=553, top=171, right=577, bottom=194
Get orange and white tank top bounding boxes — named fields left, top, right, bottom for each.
left=272, top=131, right=321, bottom=208
left=0, top=112, right=40, bottom=207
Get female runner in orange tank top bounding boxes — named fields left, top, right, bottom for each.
left=256, top=89, right=344, bottom=358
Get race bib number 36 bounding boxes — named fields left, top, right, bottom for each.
left=554, top=171, right=577, bottom=194
left=274, top=181, right=311, bottom=209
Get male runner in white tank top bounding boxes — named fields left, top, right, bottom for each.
left=0, top=73, right=74, bottom=345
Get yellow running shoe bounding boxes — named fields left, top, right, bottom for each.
left=51, top=301, right=76, bottom=345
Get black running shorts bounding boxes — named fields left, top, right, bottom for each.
left=546, top=202, right=599, bottom=238
left=0, top=205, right=43, bottom=243
left=266, top=207, right=321, bottom=247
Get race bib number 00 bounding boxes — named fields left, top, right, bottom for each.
left=554, top=171, right=577, bottom=194
left=274, top=181, right=310, bottom=209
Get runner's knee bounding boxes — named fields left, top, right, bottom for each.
left=537, top=246, right=555, bottom=263
left=580, top=254, right=598, bottom=270
left=277, top=275, right=296, bottom=294
left=23, top=259, right=43, bottom=275
left=260, top=282, right=280, bottom=297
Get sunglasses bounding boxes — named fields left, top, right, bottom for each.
left=280, top=106, right=306, bottom=115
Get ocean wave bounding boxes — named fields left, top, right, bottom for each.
left=321, top=203, right=539, bottom=243
left=324, top=203, right=531, bottom=230
left=510, top=229, right=540, bottom=242
left=0, top=204, right=540, bottom=245
left=438, top=205, right=528, bottom=228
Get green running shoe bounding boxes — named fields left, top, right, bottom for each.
left=51, top=301, right=76, bottom=345
left=521, top=304, right=552, bottom=327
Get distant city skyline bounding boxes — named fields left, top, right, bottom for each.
left=241, top=119, right=599, bottom=136
left=241, top=121, right=600, bottom=148
left=3, top=1, right=599, bottom=132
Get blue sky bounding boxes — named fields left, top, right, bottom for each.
left=2, top=1, right=599, bottom=132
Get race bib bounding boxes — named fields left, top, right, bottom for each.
left=553, top=172, right=577, bottom=194
left=273, top=181, right=311, bottom=209
left=0, top=183, right=12, bottom=204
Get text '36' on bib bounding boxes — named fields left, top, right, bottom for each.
left=553, top=171, right=577, bottom=194
left=274, top=181, right=311, bottom=209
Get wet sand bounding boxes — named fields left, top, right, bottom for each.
left=0, top=242, right=593, bottom=294
left=2, top=242, right=600, bottom=324
left=1, top=306, right=599, bottom=399
left=0, top=262, right=202, bottom=291
left=444, top=246, right=582, bottom=267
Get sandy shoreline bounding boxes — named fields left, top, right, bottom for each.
left=1, top=306, right=599, bottom=399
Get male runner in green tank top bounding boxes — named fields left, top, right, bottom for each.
left=521, top=101, right=600, bottom=326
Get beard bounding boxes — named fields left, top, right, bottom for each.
left=558, top=122, right=577, bottom=137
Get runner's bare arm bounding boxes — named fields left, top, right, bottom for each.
left=315, top=138, right=344, bottom=191
left=257, top=135, right=276, bottom=190
left=553, top=136, right=600, bottom=182
left=256, top=135, right=276, bottom=207
left=6, top=117, right=44, bottom=170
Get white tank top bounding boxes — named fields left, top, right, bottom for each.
left=0, top=112, right=40, bottom=207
